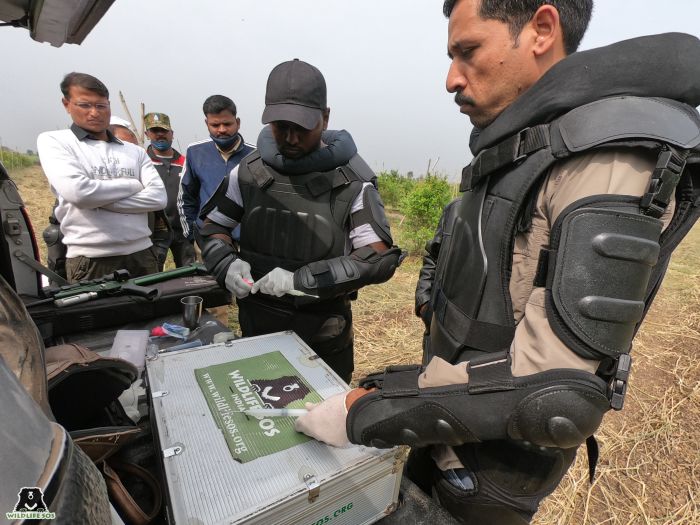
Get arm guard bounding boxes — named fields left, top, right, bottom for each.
left=197, top=222, right=238, bottom=288
left=293, top=246, right=403, bottom=300
left=346, top=352, right=610, bottom=450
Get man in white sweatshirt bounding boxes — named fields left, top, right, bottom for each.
left=37, top=72, right=167, bottom=282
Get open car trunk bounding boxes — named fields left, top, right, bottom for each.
left=0, top=0, right=115, bottom=47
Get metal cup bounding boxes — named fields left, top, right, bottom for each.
left=181, top=296, right=203, bottom=330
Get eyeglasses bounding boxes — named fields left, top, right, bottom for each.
left=70, top=100, right=111, bottom=112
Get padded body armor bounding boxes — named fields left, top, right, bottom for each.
left=236, top=151, right=375, bottom=280
left=347, top=34, right=700, bottom=523
left=347, top=96, right=700, bottom=455
left=428, top=96, right=700, bottom=365
left=202, top=147, right=396, bottom=382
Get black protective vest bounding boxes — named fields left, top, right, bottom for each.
left=429, top=96, right=700, bottom=365
left=237, top=152, right=375, bottom=280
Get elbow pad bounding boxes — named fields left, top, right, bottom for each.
left=347, top=353, right=610, bottom=450
left=293, top=246, right=403, bottom=299
left=198, top=224, right=237, bottom=288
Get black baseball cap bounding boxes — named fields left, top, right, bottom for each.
left=261, top=59, right=327, bottom=130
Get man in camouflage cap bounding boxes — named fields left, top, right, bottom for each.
left=144, top=112, right=194, bottom=269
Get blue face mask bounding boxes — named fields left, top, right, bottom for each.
left=210, top=133, right=239, bottom=150
left=151, top=139, right=172, bottom=151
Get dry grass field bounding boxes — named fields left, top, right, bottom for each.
left=12, top=164, right=700, bottom=524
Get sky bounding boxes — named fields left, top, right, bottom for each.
left=1, top=0, right=699, bottom=180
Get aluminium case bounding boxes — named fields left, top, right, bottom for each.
left=146, top=331, right=403, bottom=525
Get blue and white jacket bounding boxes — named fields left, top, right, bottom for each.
left=177, top=136, right=254, bottom=239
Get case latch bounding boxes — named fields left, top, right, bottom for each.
left=163, top=445, right=183, bottom=458
left=303, top=473, right=320, bottom=503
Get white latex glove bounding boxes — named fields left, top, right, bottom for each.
left=224, top=258, right=253, bottom=299
left=251, top=267, right=295, bottom=297
left=294, top=392, right=350, bottom=447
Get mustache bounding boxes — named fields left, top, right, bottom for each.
left=454, top=92, right=476, bottom=106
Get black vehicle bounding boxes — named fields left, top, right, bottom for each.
left=1, top=2, right=121, bottom=521
left=0, top=145, right=228, bottom=525
left=0, top=4, right=229, bottom=523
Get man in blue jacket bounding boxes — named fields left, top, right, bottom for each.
left=178, top=95, right=254, bottom=241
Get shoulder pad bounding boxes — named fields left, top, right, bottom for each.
left=346, top=154, right=377, bottom=184
left=244, top=150, right=262, bottom=165
left=556, top=96, right=700, bottom=153
left=353, top=185, right=393, bottom=245
left=243, top=152, right=274, bottom=190
left=544, top=197, right=663, bottom=359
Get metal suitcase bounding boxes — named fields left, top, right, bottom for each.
left=146, top=331, right=404, bottom=525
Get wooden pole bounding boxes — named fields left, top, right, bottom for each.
left=140, top=102, right=146, bottom=145
left=118, top=91, right=143, bottom=145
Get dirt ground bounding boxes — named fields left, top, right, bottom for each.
left=12, top=165, right=700, bottom=524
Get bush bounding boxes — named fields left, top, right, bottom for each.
left=398, top=175, right=456, bottom=254
left=377, top=170, right=417, bottom=209
left=1, top=148, right=39, bottom=171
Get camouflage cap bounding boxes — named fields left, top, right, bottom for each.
left=144, top=112, right=172, bottom=131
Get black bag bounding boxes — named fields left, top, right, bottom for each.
left=28, top=274, right=230, bottom=340
left=46, top=343, right=164, bottom=524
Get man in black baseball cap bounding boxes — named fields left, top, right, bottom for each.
left=262, top=59, right=327, bottom=131
left=198, top=58, right=403, bottom=382
left=260, top=59, right=329, bottom=159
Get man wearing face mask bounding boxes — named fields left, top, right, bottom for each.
left=144, top=112, right=194, bottom=269
left=178, top=96, right=254, bottom=244
left=198, top=59, right=403, bottom=382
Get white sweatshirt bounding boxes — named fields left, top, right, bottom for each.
left=37, top=129, right=167, bottom=258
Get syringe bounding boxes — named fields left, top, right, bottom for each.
left=240, top=408, right=309, bottom=418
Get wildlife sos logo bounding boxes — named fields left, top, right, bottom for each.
left=6, top=487, right=56, bottom=520
left=250, top=375, right=311, bottom=408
